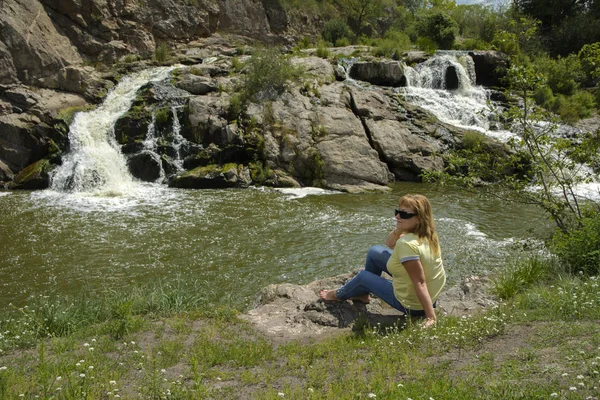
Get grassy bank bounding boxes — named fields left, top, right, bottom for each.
left=1, top=267, right=599, bottom=399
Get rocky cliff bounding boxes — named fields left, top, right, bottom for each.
left=0, top=0, right=509, bottom=191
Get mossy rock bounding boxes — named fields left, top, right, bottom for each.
left=169, top=163, right=250, bottom=189
left=9, top=159, right=53, bottom=190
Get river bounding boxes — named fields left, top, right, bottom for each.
left=0, top=182, right=548, bottom=310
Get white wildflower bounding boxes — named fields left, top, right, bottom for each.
left=367, top=393, right=376, bottom=398
left=83, top=343, right=90, bottom=347
left=550, top=393, right=558, bottom=398
left=577, top=375, right=585, bottom=379
left=308, top=388, right=314, bottom=393
left=278, top=393, right=285, bottom=398
left=80, top=373, right=86, bottom=378
left=110, top=380, right=117, bottom=385
left=570, top=387, right=577, bottom=391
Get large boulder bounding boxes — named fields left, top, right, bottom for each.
left=349, top=61, right=407, bottom=87
left=174, top=74, right=218, bottom=95
left=0, top=0, right=82, bottom=85
left=348, top=88, right=453, bottom=181
left=241, top=271, right=498, bottom=341
left=468, top=50, right=509, bottom=87
left=0, top=114, right=52, bottom=172
left=127, top=150, right=163, bottom=182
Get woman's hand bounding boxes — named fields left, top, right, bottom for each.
left=421, top=317, right=436, bottom=329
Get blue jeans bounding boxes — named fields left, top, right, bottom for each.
left=336, top=245, right=427, bottom=316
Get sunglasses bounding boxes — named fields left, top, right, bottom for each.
left=395, top=209, right=418, bottom=219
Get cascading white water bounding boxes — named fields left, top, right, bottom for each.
left=400, top=52, right=513, bottom=142
left=401, top=52, right=600, bottom=200
left=51, top=67, right=175, bottom=194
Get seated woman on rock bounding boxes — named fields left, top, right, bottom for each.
left=320, top=194, right=446, bottom=328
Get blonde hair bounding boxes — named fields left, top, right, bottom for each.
left=398, top=194, right=441, bottom=257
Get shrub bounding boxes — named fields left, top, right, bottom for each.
left=416, top=36, right=438, bottom=54
left=552, top=91, right=596, bottom=123
left=372, top=29, right=411, bottom=59
left=154, top=43, right=170, bottom=63
left=461, top=131, right=487, bottom=150
left=296, top=36, right=313, bottom=49
left=579, top=42, right=600, bottom=83
left=492, top=30, right=520, bottom=56
left=322, top=18, right=353, bottom=45
left=454, top=38, right=490, bottom=51
left=316, top=41, right=330, bottom=59
left=532, top=55, right=584, bottom=96
left=533, top=85, right=555, bottom=108
left=550, top=210, right=600, bottom=276
left=240, top=47, right=303, bottom=102
left=417, top=12, right=457, bottom=49
left=335, top=37, right=351, bottom=47
left=492, top=256, right=555, bottom=300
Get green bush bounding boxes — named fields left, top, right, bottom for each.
left=240, top=47, right=303, bottom=102
left=372, top=29, right=411, bottom=59
left=454, top=38, right=490, bottom=51
left=532, top=55, right=584, bottom=96
left=417, top=12, right=458, bottom=49
left=552, top=91, right=595, bottom=123
left=296, top=36, right=314, bottom=49
left=322, top=18, right=353, bottom=45
left=316, top=41, right=330, bottom=59
left=533, top=85, right=555, bottom=107
left=492, top=256, right=555, bottom=300
left=550, top=210, right=600, bottom=276
left=335, top=37, right=351, bottom=47
left=416, top=36, right=438, bottom=54
left=492, top=30, right=520, bottom=56
left=154, top=43, right=171, bottom=63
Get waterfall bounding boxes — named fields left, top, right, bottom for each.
left=50, top=67, right=175, bottom=194
left=401, top=52, right=600, bottom=200
left=399, top=52, right=513, bottom=142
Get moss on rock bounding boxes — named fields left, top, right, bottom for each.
left=9, top=159, right=53, bottom=190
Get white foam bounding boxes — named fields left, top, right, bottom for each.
left=274, top=187, right=339, bottom=199
left=0, top=191, right=10, bottom=197
left=32, top=183, right=180, bottom=213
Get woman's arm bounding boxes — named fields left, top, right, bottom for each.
left=384, top=228, right=403, bottom=249
left=402, top=259, right=436, bottom=326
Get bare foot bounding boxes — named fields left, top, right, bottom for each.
left=349, top=294, right=371, bottom=304
left=319, top=289, right=339, bottom=301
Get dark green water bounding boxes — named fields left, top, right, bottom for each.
left=0, top=182, right=548, bottom=310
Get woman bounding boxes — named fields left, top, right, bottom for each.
left=320, top=194, right=446, bottom=328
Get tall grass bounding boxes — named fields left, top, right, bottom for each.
left=491, top=256, right=557, bottom=300
left=0, top=278, right=216, bottom=351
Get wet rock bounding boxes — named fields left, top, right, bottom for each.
left=445, top=65, right=459, bottom=90
left=0, top=160, right=14, bottom=182
left=8, top=158, right=53, bottom=190
left=127, top=150, right=162, bottom=182
left=468, top=50, right=509, bottom=87
left=169, top=163, right=251, bottom=189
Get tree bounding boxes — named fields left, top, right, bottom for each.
left=336, top=0, right=393, bottom=35
left=417, top=12, right=458, bottom=49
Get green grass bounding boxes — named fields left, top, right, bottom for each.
left=1, top=262, right=599, bottom=398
